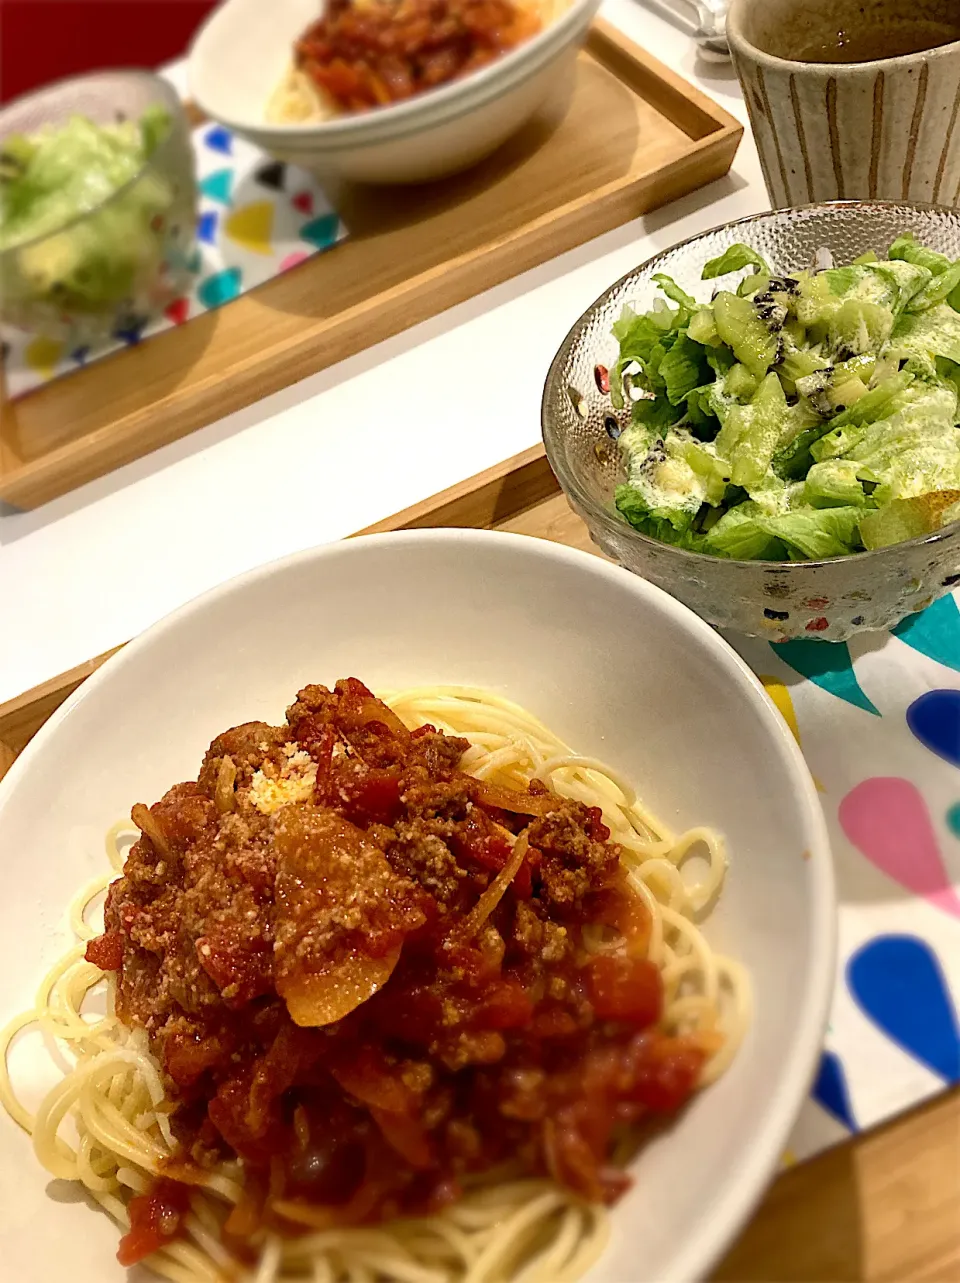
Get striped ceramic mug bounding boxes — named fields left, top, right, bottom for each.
left=727, top=0, right=960, bottom=208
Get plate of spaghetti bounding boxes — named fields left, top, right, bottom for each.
left=0, top=529, right=833, bottom=1283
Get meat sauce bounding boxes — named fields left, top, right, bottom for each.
left=295, top=0, right=541, bottom=112
left=89, top=679, right=705, bottom=1264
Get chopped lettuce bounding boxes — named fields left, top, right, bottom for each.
left=888, top=233, right=951, bottom=276
left=608, top=231, right=960, bottom=564
left=653, top=274, right=698, bottom=313
left=809, top=372, right=917, bottom=461
left=889, top=304, right=960, bottom=366
left=703, top=506, right=785, bottom=560
left=758, top=507, right=863, bottom=560
left=804, top=459, right=872, bottom=508
left=702, top=243, right=771, bottom=280
left=659, top=333, right=710, bottom=406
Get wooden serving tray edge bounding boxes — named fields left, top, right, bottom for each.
left=2, top=442, right=956, bottom=1281
left=0, top=21, right=742, bottom=509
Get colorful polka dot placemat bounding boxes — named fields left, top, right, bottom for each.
left=730, top=593, right=960, bottom=1166
left=1, top=124, right=347, bottom=400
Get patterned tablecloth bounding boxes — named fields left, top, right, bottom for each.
left=2, top=123, right=347, bottom=398
left=731, top=593, right=960, bottom=1164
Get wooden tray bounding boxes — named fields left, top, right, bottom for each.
left=0, top=21, right=741, bottom=509
left=1, top=442, right=958, bottom=1281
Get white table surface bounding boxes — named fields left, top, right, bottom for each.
left=0, top=0, right=766, bottom=706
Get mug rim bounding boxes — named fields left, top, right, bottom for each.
left=727, top=0, right=960, bottom=70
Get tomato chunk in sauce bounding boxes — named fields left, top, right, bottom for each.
left=117, top=1179, right=191, bottom=1266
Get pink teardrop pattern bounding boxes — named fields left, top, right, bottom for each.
left=839, top=778, right=960, bottom=919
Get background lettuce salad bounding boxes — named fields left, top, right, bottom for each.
left=0, top=107, right=180, bottom=315
left=610, top=235, right=960, bottom=560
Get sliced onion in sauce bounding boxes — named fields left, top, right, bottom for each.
left=452, top=831, right=529, bottom=945
left=471, top=781, right=555, bottom=817
left=214, top=755, right=237, bottom=814
left=131, top=803, right=172, bottom=859
left=281, top=945, right=401, bottom=1029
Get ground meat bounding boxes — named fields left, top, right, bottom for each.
left=529, top=803, right=621, bottom=911
left=198, top=722, right=286, bottom=795
left=412, top=730, right=470, bottom=779
left=387, top=820, right=469, bottom=904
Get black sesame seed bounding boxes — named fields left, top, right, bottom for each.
left=943, top=573, right=960, bottom=587
left=851, top=615, right=865, bottom=625
left=604, top=416, right=622, bottom=439
left=763, top=608, right=790, bottom=621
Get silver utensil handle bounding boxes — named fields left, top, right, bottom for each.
left=654, top=0, right=729, bottom=53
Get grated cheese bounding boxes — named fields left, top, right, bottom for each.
left=249, top=746, right=318, bottom=815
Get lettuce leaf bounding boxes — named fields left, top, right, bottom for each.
left=804, top=459, right=872, bottom=508
left=842, top=388, right=960, bottom=503
left=715, top=372, right=788, bottom=490
left=703, top=506, right=786, bottom=560
left=758, top=506, right=863, bottom=560
left=615, top=481, right=705, bottom=542
left=889, top=303, right=960, bottom=366
left=907, top=261, right=960, bottom=312
left=658, top=333, right=710, bottom=406
left=653, top=273, right=698, bottom=313
left=701, top=244, right=770, bottom=280
left=810, top=371, right=916, bottom=461
left=888, top=233, right=952, bottom=276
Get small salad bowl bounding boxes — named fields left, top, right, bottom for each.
left=0, top=71, right=197, bottom=344
left=542, top=202, right=960, bottom=642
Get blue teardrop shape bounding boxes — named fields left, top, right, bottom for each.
left=907, top=689, right=960, bottom=769
left=197, top=210, right=219, bottom=246
left=811, top=1050, right=858, bottom=1131
left=848, top=935, right=960, bottom=1082
left=203, top=125, right=233, bottom=156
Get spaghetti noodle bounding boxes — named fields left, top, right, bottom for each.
left=0, top=685, right=749, bottom=1283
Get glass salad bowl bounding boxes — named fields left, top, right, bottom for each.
left=542, top=202, right=960, bottom=642
left=0, top=71, right=197, bottom=344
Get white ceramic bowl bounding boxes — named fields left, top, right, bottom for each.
left=187, top=0, right=600, bottom=183
left=0, top=530, right=834, bottom=1282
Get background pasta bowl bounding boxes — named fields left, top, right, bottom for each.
left=187, top=0, right=600, bottom=183
left=0, top=529, right=833, bottom=1283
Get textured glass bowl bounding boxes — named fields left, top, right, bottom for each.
left=542, top=202, right=960, bottom=642
left=0, top=71, right=197, bottom=343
